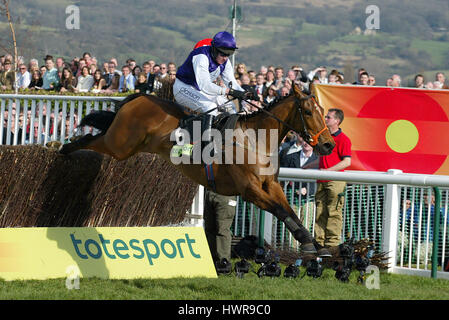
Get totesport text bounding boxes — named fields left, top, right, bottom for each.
left=70, top=233, right=201, bottom=266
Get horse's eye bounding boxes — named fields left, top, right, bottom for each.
left=304, top=110, right=312, bottom=116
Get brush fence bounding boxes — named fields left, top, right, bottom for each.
left=0, top=94, right=198, bottom=227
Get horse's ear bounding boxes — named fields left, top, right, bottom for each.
left=292, top=82, right=303, bottom=97
left=309, top=82, right=314, bottom=94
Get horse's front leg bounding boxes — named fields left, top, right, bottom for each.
left=264, top=180, right=331, bottom=256
left=240, top=177, right=317, bottom=254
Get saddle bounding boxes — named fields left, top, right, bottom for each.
left=215, top=112, right=240, bottom=138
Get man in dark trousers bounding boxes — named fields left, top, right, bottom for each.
left=279, top=134, right=319, bottom=250
left=203, top=189, right=237, bottom=274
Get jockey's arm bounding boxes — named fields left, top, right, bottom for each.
left=192, top=54, right=227, bottom=96
left=221, top=60, right=244, bottom=92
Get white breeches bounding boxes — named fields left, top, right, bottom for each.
left=173, top=79, right=236, bottom=116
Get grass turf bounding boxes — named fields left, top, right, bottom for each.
left=1, top=265, right=448, bottom=300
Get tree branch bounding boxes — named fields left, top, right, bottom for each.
left=0, top=0, right=18, bottom=94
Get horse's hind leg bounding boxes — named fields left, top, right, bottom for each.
left=60, top=133, right=99, bottom=155
left=60, top=133, right=119, bottom=159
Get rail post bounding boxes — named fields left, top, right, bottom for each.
left=382, top=169, right=402, bottom=272
left=258, top=210, right=265, bottom=248
left=431, top=187, right=441, bottom=279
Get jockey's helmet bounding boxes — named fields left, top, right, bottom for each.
left=211, top=31, right=238, bottom=56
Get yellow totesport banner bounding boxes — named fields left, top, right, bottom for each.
left=0, top=227, right=217, bottom=280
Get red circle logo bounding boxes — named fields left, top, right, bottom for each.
left=355, top=89, right=447, bottom=173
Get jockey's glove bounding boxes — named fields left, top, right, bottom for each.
left=228, top=88, right=247, bottom=100
left=244, top=87, right=260, bottom=102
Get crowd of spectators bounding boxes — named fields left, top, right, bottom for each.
left=0, top=52, right=177, bottom=94
left=0, top=51, right=448, bottom=98
left=2, top=50, right=449, bottom=146
left=231, top=64, right=449, bottom=107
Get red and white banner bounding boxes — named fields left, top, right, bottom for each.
left=313, top=84, right=449, bottom=175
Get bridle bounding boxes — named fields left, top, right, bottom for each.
left=243, top=93, right=329, bottom=147
left=295, top=94, right=329, bottom=146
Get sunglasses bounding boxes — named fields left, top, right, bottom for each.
left=217, top=51, right=231, bottom=57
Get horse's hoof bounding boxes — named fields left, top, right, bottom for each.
left=301, top=242, right=317, bottom=255
left=317, top=247, right=332, bottom=258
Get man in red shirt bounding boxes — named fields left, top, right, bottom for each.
left=314, top=108, right=352, bottom=254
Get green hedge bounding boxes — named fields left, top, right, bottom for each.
left=0, top=89, right=133, bottom=97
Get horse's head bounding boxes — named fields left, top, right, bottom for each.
left=291, top=83, right=335, bottom=155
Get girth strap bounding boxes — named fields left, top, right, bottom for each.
left=204, top=164, right=217, bottom=192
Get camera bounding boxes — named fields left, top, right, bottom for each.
left=215, top=258, right=232, bottom=275
left=333, top=238, right=355, bottom=282
left=355, top=255, right=370, bottom=272
left=255, top=247, right=269, bottom=264
left=306, top=258, right=323, bottom=278
left=257, top=261, right=281, bottom=278
left=338, top=238, right=355, bottom=258
left=235, top=258, right=251, bottom=278
left=284, top=258, right=302, bottom=278
left=355, top=246, right=373, bottom=284
left=284, top=264, right=300, bottom=278
left=333, top=257, right=353, bottom=282
left=256, top=250, right=281, bottom=278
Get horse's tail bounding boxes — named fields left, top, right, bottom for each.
left=79, top=110, right=116, bottom=133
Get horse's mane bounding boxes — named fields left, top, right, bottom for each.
left=111, top=83, right=191, bottom=120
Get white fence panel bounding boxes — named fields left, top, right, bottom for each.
left=0, top=94, right=125, bottom=146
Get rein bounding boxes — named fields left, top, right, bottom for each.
left=242, top=94, right=328, bottom=146
left=298, top=95, right=329, bottom=146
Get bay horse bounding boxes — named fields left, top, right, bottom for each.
left=60, top=83, right=335, bottom=255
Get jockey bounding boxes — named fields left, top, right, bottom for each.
left=173, top=31, right=254, bottom=154
left=174, top=31, right=251, bottom=117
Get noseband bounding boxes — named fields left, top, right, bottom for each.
left=295, top=94, right=329, bottom=146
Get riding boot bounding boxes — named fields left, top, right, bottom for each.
left=201, top=114, right=215, bottom=157
left=179, top=116, right=196, bottom=144
left=177, top=116, right=196, bottom=157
